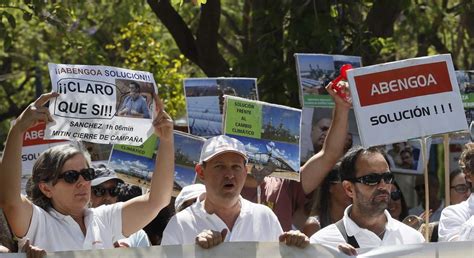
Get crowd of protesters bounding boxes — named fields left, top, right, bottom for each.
left=0, top=81, right=473, bottom=257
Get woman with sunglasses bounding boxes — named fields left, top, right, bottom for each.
left=388, top=181, right=409, bottom=221
left=449, top=169, right=472, bottom=205
left=0, top=92, right=174, bottom=252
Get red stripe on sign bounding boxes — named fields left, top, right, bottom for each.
left=354, top=61, right=453, bottom=107
left=23, top=123, right=65, bottom=146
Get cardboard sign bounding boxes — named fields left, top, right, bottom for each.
left=348, top=54, right=468, bottom=147
left=184, top=78, right=258, bottom=137
left=45, top=63, right=158, bottom=146
left=21, top=122, right=66, bottom=175
left=224, top=96, right=301, bottom=181
left=295, top=53, right=362, bottom=108
left=110, top=131, right=204, bottom=195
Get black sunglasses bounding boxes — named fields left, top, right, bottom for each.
left=390, top=189, right=402, bottom=201
left=92, top=186, right=120, bottom=197
left=347, top=172, right=394, bottom=186
left=450, top=182, right=472, bottom=194
left=57, top=168, right=96, bottom=184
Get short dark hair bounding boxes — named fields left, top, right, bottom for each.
left=339, top=145, right=386, bottom=181
left=129, top=81, right=140, bottom=92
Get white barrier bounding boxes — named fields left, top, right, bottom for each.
left=2, top=241, right=474, bottom=258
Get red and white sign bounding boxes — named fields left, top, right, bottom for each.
left=347, top=54, right=468, bottom=147
left=21, top=122, right=66, bottom=175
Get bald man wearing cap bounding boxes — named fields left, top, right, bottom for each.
left=161, top=135, right=308, bottom=248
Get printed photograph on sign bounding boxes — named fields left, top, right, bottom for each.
left=224, top=96, right=301, bottom=181
left=455, top=71, right=474, bottom=124
left=174, top=131, right=205, bottom=192
left=184, top=78, right=258, bottom=137
left=109, top=147, right=155, bottom=187
left=115, top=79, right=155, bottom=119
left=384, top=140, right=422, bottom=175
left=300, top=107, right=360, bottom=163
left=455, top=70, right=474, bottom=95
left=45, top=63, right=158, bottom=146
left=295, top=54, right=362, bottom=108
left=110, top=132, right=204, bottom=196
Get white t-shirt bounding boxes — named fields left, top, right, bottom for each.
left=161, top=196, right=283, bottom=245
left=438, top=194, right=474, bottom=241
left=310, top=205, right=425, bottom=249
left=21, top=202, right=124, bottom=252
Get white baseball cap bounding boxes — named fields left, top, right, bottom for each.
left=199, top=135, right=248, bottom=164
left=91, top=166, right=124, bottom=187
left=174, top=183, right=206, bottom=211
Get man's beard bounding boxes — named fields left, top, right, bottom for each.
left=355, top=187, right=389, bottom=215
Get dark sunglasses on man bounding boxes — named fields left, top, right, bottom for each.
left=450, top=182, right=472, bottom=194
left=57, top=168, right=96, bottom=184
left=92, top=186, right=120, bottom=197
left=347, top=172, right=395, bottom=186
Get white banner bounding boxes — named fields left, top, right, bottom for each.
left=45, top=63, right=158, bottom=146
left=347, top=54, right=468, bottom=147
left=4, top=241, right=472, bottom=258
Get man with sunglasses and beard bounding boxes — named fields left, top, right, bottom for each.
left=90, top=166, right=150, bottom=248
left=310, top=146, right=424, bottom=256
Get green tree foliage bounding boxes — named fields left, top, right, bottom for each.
left=0, top=1, right=187, bottom=149
left=105, top=18, right=187, bottom=118
left=148, top=0, right=474, bottom=107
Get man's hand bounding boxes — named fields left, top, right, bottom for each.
left=279, top=230, right=309, bottom=248
left=114, top=241, right=130, bottom=248
left=337, top=243, right=357, bottom=256
left=22, top=240, right=46, bottom=258
left=195, top=229, right=228, bottom=249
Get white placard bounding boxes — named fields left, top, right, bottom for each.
left=45, top=63, right=158, bottom=146
left=347, top=54, right=468, bottom=147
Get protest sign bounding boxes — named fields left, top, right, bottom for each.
left=224, top=96, right=301, bottom=181
left=299, top=107, right=360, bottom=163
left=385, top=139, right=424, bottom=175
left=21, top=122, right=66, bottom=175
left=347, top=54, right=468, bottom=147
left=295, top=53, right=362, bottom=108
left=45, top=63, right=158, bottom=146
left=110, top=131, right=204, bottom=195
left=455, top=70, right=474, bottom=125
left=184, top=78, right=258, bottom=137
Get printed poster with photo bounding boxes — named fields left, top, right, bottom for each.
left=184, top=78, right=258, bottom=137
left=295, top=54, right=362, bottom=108
left=110, top=131, right=204, bottom=195
left=299, top=107, right=360, bottom=164
left=455, top=70, right=474, bottom=125
left=45, top=63, right=158, bottom=146
left=384, top=139, right=424, bottom=175
left=224, top=96, right=301, bottom=181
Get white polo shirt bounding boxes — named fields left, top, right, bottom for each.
left=161, top=196, right=283, bottom=245
left=439, top=193, right=474, bottom=241
left=310, top=205, right=425, bottom=248
left=21, top=202, right=124, bottom=252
